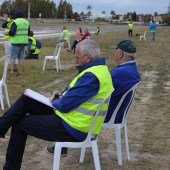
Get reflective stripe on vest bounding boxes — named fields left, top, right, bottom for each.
left=11, top=18, right=29, bottom=44
left=55, top=65, right=113, bottom=134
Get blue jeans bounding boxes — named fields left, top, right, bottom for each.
left=0, top=95, right=79, bottom=170
left=151, top=32, right=155, bottom=42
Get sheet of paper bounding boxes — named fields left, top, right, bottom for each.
left=24, top=89, right=55, bottom=108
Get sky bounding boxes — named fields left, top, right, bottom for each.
left=0, top=0, right=169, bottom=16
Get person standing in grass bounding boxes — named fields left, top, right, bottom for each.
left=128, top=22, right=133, bottom=37
left=9, top=9, right=30, bottom=76
left=150, top=20, right=156, bottom=42
left=2, top=9, right=18, bottom=71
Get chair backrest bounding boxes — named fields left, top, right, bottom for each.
left=85, top=90, right=113, bottom=142
left=0, top=56, right=8, bottom=84
left=106, top=82, right=141, bottom=126
left=53, top=43, right=62, bottom=58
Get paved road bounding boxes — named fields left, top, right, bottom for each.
left=0, top=24, right=146, bottom=44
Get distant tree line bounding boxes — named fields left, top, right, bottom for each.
left=0, top=0, right=93, bottom=20
left=0, top=0, right=170, bottom=24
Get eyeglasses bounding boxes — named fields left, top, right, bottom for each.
left=76, top=54, right=87, bottom=60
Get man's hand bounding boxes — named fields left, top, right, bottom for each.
left=49, top=90, right=60, bottom=102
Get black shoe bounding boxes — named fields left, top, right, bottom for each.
left=0, top=134, right=5, bottom=138
left=67, top=49, right=72, bottom=52
left=47, top=146, right=68, bottom=157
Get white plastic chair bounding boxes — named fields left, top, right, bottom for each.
left=61, top=33, right=71, bottom=48
left=140, top=31, right=147, bottom=41
left=0, top=56, right=10, bottom=110
left=42, top=43, right=62, bottom=72
left=53, top=91, right=113, bottom=170
left=102, top=82, right=141, bottom=165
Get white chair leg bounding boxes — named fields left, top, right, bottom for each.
left=0, top=87, right=4, bottom=110
left=53, top=144, right=62, bottom=170
left=4, top=84, right=10, bottom=108
left=58, top=58, right=61, bottom=70
left=124, top=123, right=130, bottom=161
left=115, top=128, right=122, bottom=165
left=92, top=143, right=101, bottom=170
left=79, top=147, right=86, bottom=163
left=43, top=58, right=47, bottom=71
left=144, top=37, right=146, bottom=42
left=68, top=41, right=71, bottom=48
left=55, top=60, right=59, bottom=72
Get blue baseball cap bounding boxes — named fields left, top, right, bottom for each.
left=110, top=40, right=136, bottom=53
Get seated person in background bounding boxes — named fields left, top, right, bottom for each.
left=0, top=39, right=113, bottom=169
left=76, top=28, right=82, bottom=36
left=47, top=39, right=141, bottom=154
left=67, top=28, right=91, bottom=53
left=57, top=26, right=69, bottom=43
left=94, top=27, right=101, bottom=35
left=105, top=39, right=141, bottom=123
left=25, top=31, right=39, bottom=59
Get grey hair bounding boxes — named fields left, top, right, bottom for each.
left=123, top=51, right=136, bottom=60
left=77, top=39, right=100, bottom=60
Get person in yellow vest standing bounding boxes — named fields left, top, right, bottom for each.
left=2, top=9, right=18, bottom=70
left=25, top=31, right=40, bottom=59
left=57, top=26, right=69, bottom=43
left=0, top=39, right=113, bottom=169
left=9, top=9, right=30, bottom=76
left=128, top=21, right=133, bottom=37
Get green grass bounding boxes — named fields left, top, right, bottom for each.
left=0, top=25, right=170, bottom=169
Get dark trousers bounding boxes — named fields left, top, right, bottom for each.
left=0, top=95, right=79, bottom=170
left=24, top=53, right=39, bottom=59
left=71, top=40, right=79, bottom=53
left=128, top=30, right=133, bottom=37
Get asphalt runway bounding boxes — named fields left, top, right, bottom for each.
left=0, top=24, right=146, bottom=44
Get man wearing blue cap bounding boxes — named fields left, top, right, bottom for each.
left=105, top=39, right=141, bottom=123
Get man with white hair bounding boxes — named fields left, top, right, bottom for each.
left=0, top=39, right=113, bottom=169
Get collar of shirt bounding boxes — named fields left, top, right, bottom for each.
left=76, top=57, right=106, bottom=74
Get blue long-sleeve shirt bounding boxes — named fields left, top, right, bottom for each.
left=105, top=60, right=141, bottom=124
left=52, top=58, right=106, bottom=141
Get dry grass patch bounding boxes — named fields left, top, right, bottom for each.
left=0, top=26, right=170, bottom=169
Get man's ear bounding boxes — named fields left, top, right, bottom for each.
left=117, top=50, right=123, bottom=59
left=86, top=54, right=93, bottom=62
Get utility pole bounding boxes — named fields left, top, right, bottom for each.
left=64, top=5, right=66, bottom=21
left=24, top=0, right=31, bottom=20
left=28, top=1, right=30, bottom=20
